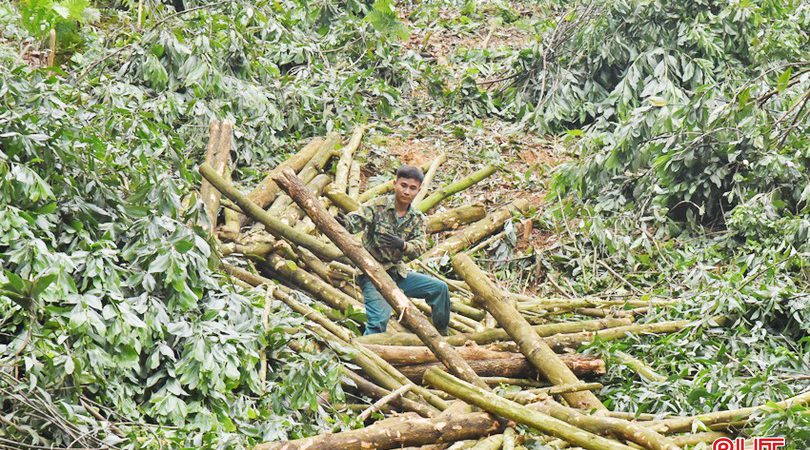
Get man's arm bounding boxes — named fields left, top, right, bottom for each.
left=403, top=216, right=427, bottom=259
left=342, top=205, right=372, bottom=234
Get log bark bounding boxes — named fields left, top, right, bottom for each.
left=241, top=137, right=324, bottom=225
left=274, top=168, right=490, bottom=389
left=282, top=173, right=333, bottom=224
left=325, top=190, right=484, bottom=236
left=530, top=399, right=682, bottom=450
left=219, top=166, right=241, bottom=240
left=424, top=368, right=636, bottom=450
left=397, top=354, right=604, bottom=383
left=348, top=161, right=362, bottom=200
left=199, top=163, right=343, bottom=261
left=334, top=126, right=366, bottom=193
left=413, top=152, right=447, bottom=205
left=200, top=121, right=232, bottom=232
left=416, top=165, right=497, bottom=213
left=453, top=253, right=605, bottom=411
left=356, top=318, right=632, bottom=346
left=364, top=344, right=516, bottom=366
left=342, top=369, right=436, bottom=418
left=426, top=204, right=487, bottom=234
left=422, top=200, right=530, bottom=260
left=255, top=412, right=501, bottom=450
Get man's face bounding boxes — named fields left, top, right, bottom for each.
left=393, top=176, right=421, bottom=207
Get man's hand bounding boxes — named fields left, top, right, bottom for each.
left=379, top=232, right=405, bottom=251
left=335, top=212, right=348, bottom=228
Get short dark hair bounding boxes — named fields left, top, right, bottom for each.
left=396, top=165, right=424, bottom=183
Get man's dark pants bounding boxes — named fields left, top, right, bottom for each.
left=359, top=271, right=450, bottom=335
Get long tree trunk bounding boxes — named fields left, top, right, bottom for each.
left=274, top=168, right=490, bottom=390
left=348, top=161, right=362, bottom=200
left=426, top=204, right=487, bottom=233
left=355, top=318, right=633, bottom=346
left=424, top=368, right=636, bottom=450
left=397, top=354, right=605, bottom=383
left=254, top=412, right=502, bottom=450
left=422, top=200, right=530, bottom=260
left=241, top=137, right=324, bottom=226
left=416, top=165, right=498, bottom=213
left=530, top=399, right=682, bottom=450
left=199, top=163, right=344, bottom=262
left=453, top=253, right=605, bottom=411
left=413, top=151, right=447, bottom=205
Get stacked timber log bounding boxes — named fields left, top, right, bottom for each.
left=198, top=122, right=809, bottom=450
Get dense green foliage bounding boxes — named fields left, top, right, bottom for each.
left=1, top=0, right=808, bottom=448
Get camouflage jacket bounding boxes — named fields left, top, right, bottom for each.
left=343, top=194, right=427, bottom=277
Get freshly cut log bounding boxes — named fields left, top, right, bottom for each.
left=424, top=368, right=636, bottom=450
left=254, top=411, right=501, bottom=450
left=274, top=168, right=490, bottom=389
left=199, top=163, right=344, bottom=262
left=416, top=165, right=498, bottom=213
left=413, top=151, right=447, bottom=205
left=355, top=318, right=633, bottom=346
left=426, top=204, right=487, bottom=234
left=530, top=399, right=682, bottom=450
left=422, top=200, right=530, bottom=260
left=200, top=121, right=232, bottom=232
left=453, top=253, right=605, bottom=410
left=397, top=354, right=605, bottom=383
left=241, top=137, right=324, bottom=226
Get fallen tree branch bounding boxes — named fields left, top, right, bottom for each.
left=255, top=411, right=502, bottom=450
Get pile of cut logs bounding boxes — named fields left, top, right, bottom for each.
left=198, top=123, right=810, bottom=450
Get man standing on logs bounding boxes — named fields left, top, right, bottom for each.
left=337, top=165, right=450, bottom=335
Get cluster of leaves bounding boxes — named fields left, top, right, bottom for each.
left=18, top=0, right=100, bottom=56
left=78, top=0, right=427, bottom=178
left=0, top=0, right=433, bottom=446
